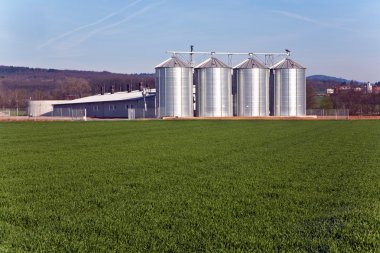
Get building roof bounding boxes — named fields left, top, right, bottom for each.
left=54, top=89, right=156, bottom=105
left=195, top=57, right=231, bottom=69
left=234, top=58, right=268, bottom=69
left=155, top=56, right=191, bottom=68
left=271, top=58, right=306, bottom=69
left=28, top=100, right=68, bottom=104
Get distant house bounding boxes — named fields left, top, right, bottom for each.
left=372, top=86, right=380, bottom=94
left=326, top=88, right=334, bottom=94
left=336, top=85, right=352, bottom=91
left=367, top=82, right=373, bottom=94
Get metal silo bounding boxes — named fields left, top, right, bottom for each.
left=233, top=58, right=269, bottom=116
left=155, top=56, right=193, bottom=117
left=195, top=57, right=232, bottom=117
left=271, top=58, right=306, bottom=116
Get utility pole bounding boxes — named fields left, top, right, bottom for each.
left=190, top=45, right=194, bottom=67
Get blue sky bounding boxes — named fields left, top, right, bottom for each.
left=1, top=0, right=379, bottom=82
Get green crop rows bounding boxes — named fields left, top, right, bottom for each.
left=0, top=120, right=379, bottom=252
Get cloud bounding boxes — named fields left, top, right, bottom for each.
left=38, top=0, right=146, bottom=49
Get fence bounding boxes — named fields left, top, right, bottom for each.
left=0, top=108, right=86, bottom=121
left=307, top=109, right=350, bottom=120
left=52, top=108, right=87, bottom=121
left=0, top=109, right=10, bottom=117
left=0, top=108, right=28, bottom=117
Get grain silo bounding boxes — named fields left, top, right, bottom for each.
left=271, top=58, right=306, bottom=116
left=155, top=56, right=193, bottom=118
left=233, top=57, right=269, bottom=116
left=195, top=57, right=232, bottom=117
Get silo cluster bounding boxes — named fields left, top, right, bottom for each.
left=155, top=54, right=306, bottom=118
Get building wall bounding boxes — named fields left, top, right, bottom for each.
left=53, top=96, right=156, bottom=118
left=28, top=100, right=67, bottom=116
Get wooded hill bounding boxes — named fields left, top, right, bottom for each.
left=0, top=66, right=154, bottom=108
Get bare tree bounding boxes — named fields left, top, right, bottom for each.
left=57, top=77, right=92, bottom=99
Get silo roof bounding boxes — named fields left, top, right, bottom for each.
left=195, top=57, right=231, bottom=69
left=271, top=58, right=306, bottom=69
left=155, top=56, right=191, bottom=68
left=234, top=58, right=268, bottom=69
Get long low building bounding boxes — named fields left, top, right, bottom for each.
left=52, top=89, right=156, bottom=119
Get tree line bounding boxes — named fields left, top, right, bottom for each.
left=307, top=79, right=380, bottom=115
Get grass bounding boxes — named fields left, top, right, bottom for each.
left=0, top=120, right=379, bottom=252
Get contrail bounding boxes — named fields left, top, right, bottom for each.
left=38, top=0, right=144, bottom=49
left=272, top=10, right=320, bottom=25
left=271, top=10, right=356, bottom=32
left=59, top=1, right=165, bottom=48
left=93, top=1, right=164, bottom=33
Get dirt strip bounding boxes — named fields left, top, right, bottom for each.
left=0, top=116, right=83, bottom=122
left=1, top=115, right=379, bottom=122
left=164, top=116, right=380, bottom=120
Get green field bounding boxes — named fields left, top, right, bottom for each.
left=0, top=120, right=379, bottom=252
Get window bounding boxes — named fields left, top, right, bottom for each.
left=109, top=105, right=116, bottom=111
left=93, top=105, right=99, bottom=111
